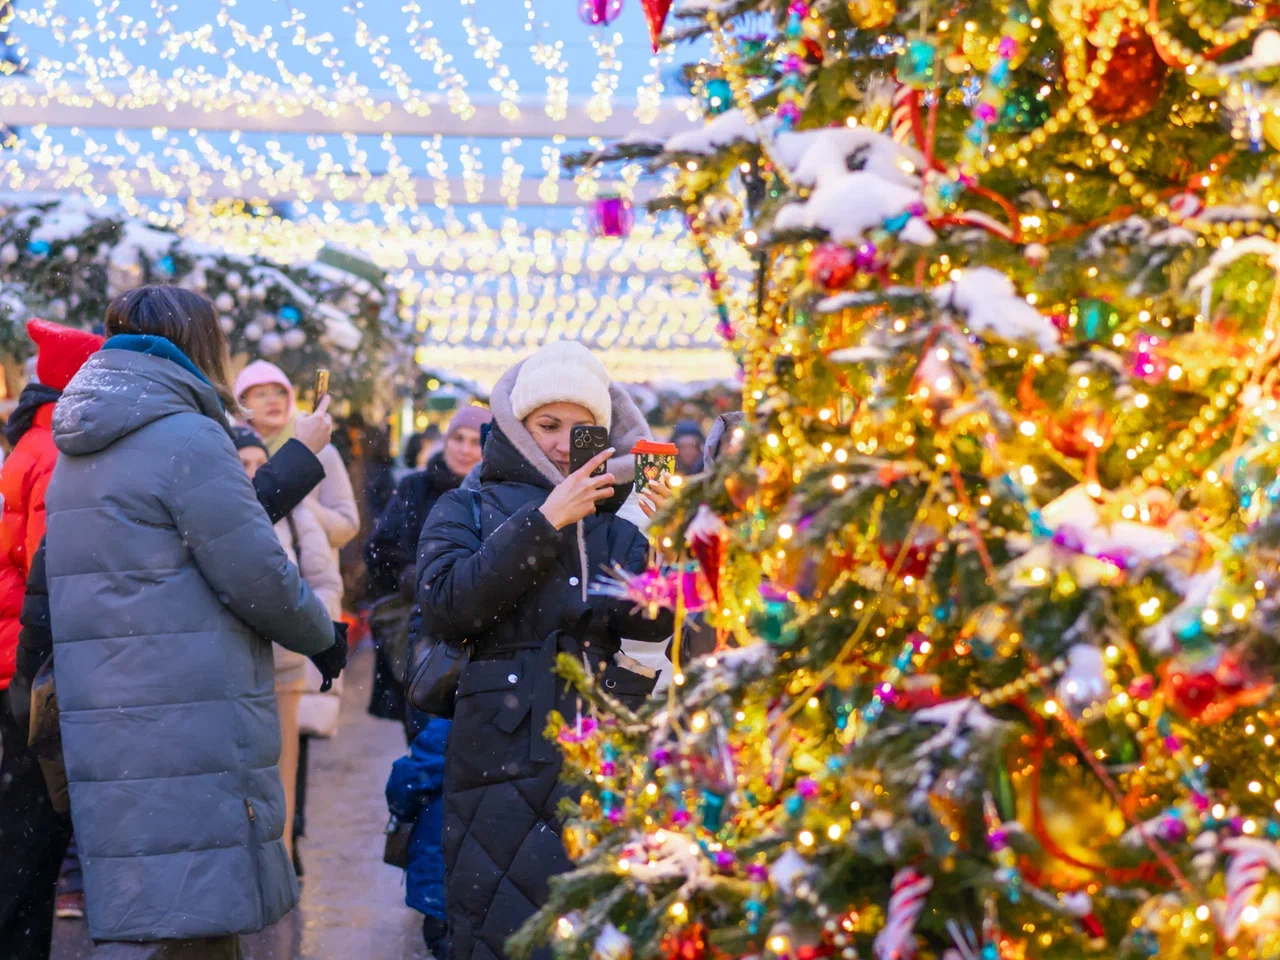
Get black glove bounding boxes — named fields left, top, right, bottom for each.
left=312, top=621, right=349, bottom=693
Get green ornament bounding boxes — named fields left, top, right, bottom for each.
left=740, top=35, right=770, bottom=76
left=991, top=760, right=1017, bottom=821
left=896, top=38, right=937, bottom=89
left=1072, top=297, right=1120, bottom=342
left=997, top=85, right=1051, bottom=133
left=751, top=599, right=797, bottom=646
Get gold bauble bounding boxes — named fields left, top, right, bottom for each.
left=695, top=194, right=743, bottom=236
left=1265, top=111, right=1280, bottom=152
left=847, top=0, right=896, bottom=30
left=961, top=27, right=1030, bottom=73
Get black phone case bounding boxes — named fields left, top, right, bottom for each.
left=570, top=426, right=610, bottom=476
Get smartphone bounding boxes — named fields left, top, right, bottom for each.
left=313, top=368, right=330, bottom=400
left=569, top=425, right=610, bottom=476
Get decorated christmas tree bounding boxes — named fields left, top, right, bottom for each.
left=516, top=1, right=1280, bottom=958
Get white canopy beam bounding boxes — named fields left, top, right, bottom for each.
left=0, top=79, right=693, bottom=140
left=0, top=165, right=661, bottom=208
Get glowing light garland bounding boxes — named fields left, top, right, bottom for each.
left=0, top=1, right=724, bottom=379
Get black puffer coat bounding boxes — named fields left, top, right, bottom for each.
left=417, top=365, right=672, bottom=960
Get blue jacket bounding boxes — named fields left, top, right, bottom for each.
left=47, top=340, right=334, bottom=940
left=386, top=716, right=450, bottom=920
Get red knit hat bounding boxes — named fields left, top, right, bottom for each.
left=27, top=318, right=105, bottom=392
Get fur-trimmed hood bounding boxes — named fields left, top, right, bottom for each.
left=483, top=354, right=653, bottom=602
left=486, top=355, right=652, bottom=490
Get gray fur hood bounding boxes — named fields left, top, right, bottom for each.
left=488, top=355, right=651, bottom=488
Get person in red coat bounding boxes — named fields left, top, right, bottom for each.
left=0, top=319, right=104, bottom=689
left=0, top=317, right=102, bottom=945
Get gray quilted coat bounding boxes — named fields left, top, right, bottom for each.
left=44, top=343, right=335, bottom=942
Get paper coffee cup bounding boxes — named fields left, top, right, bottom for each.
left=631, top=440, right=678, bottom=492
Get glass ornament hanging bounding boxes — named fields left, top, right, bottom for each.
left=589, top=196, right=634, bottom=238
left=578, top=0, right=623, bottom=25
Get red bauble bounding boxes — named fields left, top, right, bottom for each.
left=878, top=538, right=937, bottom=580
left=806, top=242, right=859, bottom=291
left=663, top=924, right=707, bottom=960
left=1084, top=28, right=1167, bottom=124
left=1047, top=407, right=1111, bottom=460
left=1166, top=669, right=1220, bottom=719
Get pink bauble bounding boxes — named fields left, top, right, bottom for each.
left=579, top=0, right=624, bottom=25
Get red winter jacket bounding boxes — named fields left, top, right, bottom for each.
left=0, top=403, right=57, bottom=690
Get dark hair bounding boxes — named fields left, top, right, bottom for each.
left=403, top=431, right=428, bottom=468
left=105, top=285, right=237, bottom=410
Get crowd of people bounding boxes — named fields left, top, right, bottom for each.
left=0, top=285, right=734, bottom=960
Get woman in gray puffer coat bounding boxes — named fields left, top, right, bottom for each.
left=44, top=286, right=344, bottom=959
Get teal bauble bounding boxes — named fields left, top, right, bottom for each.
left=896, top=38, right=937, bottom=89
left=704, top=78, right=733, bottom=115
left=1072, top=297, right=1120, bottom=342
left=997, top=84, right=1051, bottom=132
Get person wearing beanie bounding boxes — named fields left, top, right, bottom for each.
left=235, top=359, right=360, bottom=560
left=232, top=426, right=341, bottom=874
left=364, top=405, right=492, bottom=719
left=416, top=341, right=676, bottom=960
left=0, top=318, right=101, bottom=952
left=670, top=418, right=707, bottom=476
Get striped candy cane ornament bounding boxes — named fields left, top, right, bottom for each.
left=1221, top=847, right=1269, bottom=941
left=873, top=868, right=933, bottom=960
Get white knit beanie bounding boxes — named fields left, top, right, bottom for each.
left=511, top=340, right=613, bottom=432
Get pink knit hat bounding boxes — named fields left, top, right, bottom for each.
left=234, top=360, right=296, bottom=416
left=448, top=405, right=491, bottom=436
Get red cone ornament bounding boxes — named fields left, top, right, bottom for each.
left=686, top=505, right=728, bottom=602
left=641, top=0, right=673, bottom=51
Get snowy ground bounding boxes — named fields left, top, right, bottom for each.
left=52, top=648, right=430, bottom=960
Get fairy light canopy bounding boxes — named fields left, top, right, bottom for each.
left=0, top=0, right=743, bottom=386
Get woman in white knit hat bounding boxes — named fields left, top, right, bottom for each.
left=416, top=339, right=674, bottom=960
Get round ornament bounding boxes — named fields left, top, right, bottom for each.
left=697, top=194, right=743, bottom=235
left=1047, top=406, right=1111, bottom=459
left=579, top=0, right=623, bottom=25
left=1165, top=666, right=1219, bottom=719
left=806, top=242, right=859, bottom=291
left=1084, top=27, right=1166, bottom=124
left=0, top=243, right=18, bottom=265
left=703, top=77, right=733, bottom=115
left=219, top=315, right=235, bottom=334
left=878, top=535, right=938, bottom=580
left=62, top=244, right=79, bottom=262
left=215, top=292, right=236, bottom=313
left=259, top=331, right=284, bottom=357
left=283, top=328, right=307, bottom=350
left=998, top=83, right=1051, bottom=132
left=896, top=38, right=937, bottom=89
left=278, top=304, right=302, bottom=327
left=243, top=321, right=263, bottom=342
left=26, top=239, right=50, bottom=257
left=1071, top=297, right=1119, bottom=342
left=847, top=0, right=895, bottom=30
left=225, top=271, right=243, bottom=291
left=592, top=925, right=633, bottom=960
